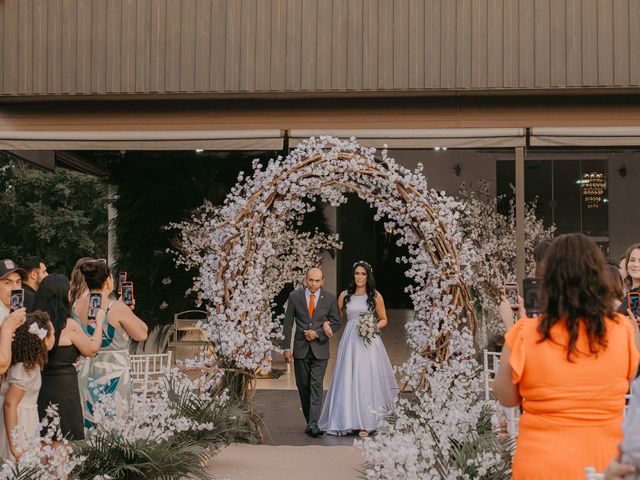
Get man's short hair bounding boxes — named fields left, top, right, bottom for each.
left=20, top=256, right=44, bottom=275
left=306, top=266, right=324, bottom=279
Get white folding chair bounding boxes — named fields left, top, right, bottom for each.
left=483, top=349, right=501, bottom=401
left=130, top=352, right=172, bottom=396
left=130, top=355, right=150, bottom=397
left=585, top=466, right=605, bottom=479
left=483, top=349, right=520, bottom=437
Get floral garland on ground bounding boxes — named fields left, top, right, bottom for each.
left=457, top=181, right=555, bottom=340
left=0, top=368, right=249, bottom=480
left=173, top=137, right=509, bottom=477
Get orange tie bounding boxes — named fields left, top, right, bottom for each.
left=308, top=292, right=315, bottom=319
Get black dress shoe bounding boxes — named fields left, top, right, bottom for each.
left=304, top=425, right=312, bottom=435
left=308, top=425, right=325, bottom=437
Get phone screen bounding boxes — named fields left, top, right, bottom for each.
left=9, top=289, right=24, bottom=312
left=121, top=282, right=134, bottom=306
left=504, top=283, right=519, bottom=306
left=629, top=292, right=640, bottom=318
left=523, top=277, right=540, bottom=317
left=118, top=272, right=127, bottom=295
left=88, top=293, right=102, bottom=320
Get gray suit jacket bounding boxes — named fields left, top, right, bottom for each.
left=282, top=288, right=341, bottom=360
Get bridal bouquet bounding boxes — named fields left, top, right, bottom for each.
left=358, top=311, right=380, bottom=347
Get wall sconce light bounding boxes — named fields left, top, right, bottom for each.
left=618, top=165, right=628, bottom=178
left=454, top=163, right=462, bottom=176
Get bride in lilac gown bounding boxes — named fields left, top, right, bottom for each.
left=318, top=261, right=398, bottom=436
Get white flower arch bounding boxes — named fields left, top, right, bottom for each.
left=174, top=136, right=477, bottom=384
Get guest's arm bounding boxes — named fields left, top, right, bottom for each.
left=4, top=385, right=25, bottom=459
left=493, top=343, right=521, bottom=408
left=0, top=309, right=26, bottom=374
left=112, top=301, right=148, bottom=342
left=70, top=309, right=105, bottom=356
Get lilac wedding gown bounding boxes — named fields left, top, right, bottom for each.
left=319, top=294, right=398, bottom=435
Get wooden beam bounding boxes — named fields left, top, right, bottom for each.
left=515, top=146, right=526, bottom=290
left=8, top=150, right=55, bottom=170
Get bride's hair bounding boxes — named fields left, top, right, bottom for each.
left=343, top=261, right=377, bottom=312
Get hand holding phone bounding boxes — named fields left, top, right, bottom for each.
left=88, top=293, right=102, bottom=320
left=9, top=289, right=24, bottom=313
left=523, top=277, right=541, bottom=317
left=628, top=292, right=640, bottom=319
left=118, top=272, right=127, bottom=295
left=121, top=282, right=134, bottom=307
left=503, top=282, right=519, bottom=309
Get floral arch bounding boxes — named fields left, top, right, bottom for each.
left=175, top=137, right=500, bottom=477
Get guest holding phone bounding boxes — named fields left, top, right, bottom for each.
left=618, top=244, right=640, bottom=317
left=73, top=260, right=147, bottom=429
left=494, top=234, right=639, bottom=478
left=34, top=274, right=105, bottom=441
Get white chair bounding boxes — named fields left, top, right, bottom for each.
left=483, top=349, right=502, bottom=401
left=585, top=466, right=605, bottom=479
left=130, top=352, right=172, bottom=396
left=170, top=310, right=215, bottom=366
left=483, top=349, right=520, bottom=437
left=130, top=355, right=150, bottom=397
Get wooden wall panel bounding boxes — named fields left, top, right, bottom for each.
left=1, top=0, right=639, bottom=97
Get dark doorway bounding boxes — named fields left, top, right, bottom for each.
left=337, top=195, right=412, bottom=308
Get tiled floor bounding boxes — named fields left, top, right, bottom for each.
left=257, top=309, right=413, bottom=391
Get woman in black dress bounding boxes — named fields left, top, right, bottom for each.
left=34, top=274, right=104, bottom=440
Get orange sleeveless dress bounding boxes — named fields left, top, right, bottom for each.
left=506, top=314, right=639, bottom=479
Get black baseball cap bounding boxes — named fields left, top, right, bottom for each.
left=0, top=259, right=26, bottom=280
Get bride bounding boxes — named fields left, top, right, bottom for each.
left=318, top=261, right=398, bottom=436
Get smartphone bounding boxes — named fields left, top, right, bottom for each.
left=629, top=292, right=640, bottom=318
left=9, top=289, right=24, bottom=312
left=88, top=293, right=102, bottom=320
left=503, top=282, right=519, bottom=307
left=121, top=281, right=134, bottom=306
left=118, top=272, right=127, bottom=295
left=523, top=277, right=541, bottom=317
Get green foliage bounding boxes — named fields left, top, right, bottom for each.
left=0, top=463, right=47, bottom=480
left=74, top=431, right=212, bottom=480
left=433, top=404, right=514, bottom=480
left=0, top=154, right=108, bottom=274
left=73, top=372, right=257, bottom=480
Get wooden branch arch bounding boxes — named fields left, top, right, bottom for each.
left=207, top=144, right=477, bottom=369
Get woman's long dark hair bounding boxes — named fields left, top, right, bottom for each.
left=33, top=274, right=71, bottom=351
left=623, top=243, right=640, bottom=290
left=343, top=261, right=377, bottom=312
left=537, top=234, right=617, bottom=361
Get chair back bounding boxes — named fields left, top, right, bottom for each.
left=483, top=349, right=502, bottom=401
left=130, top=355, right=150, bottom=397
left=173, top=310, right=208, bottom=342
left=130, top=352, right=173, bottom=396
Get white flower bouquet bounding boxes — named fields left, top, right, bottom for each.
left=357, top=310, right=380, bottom=347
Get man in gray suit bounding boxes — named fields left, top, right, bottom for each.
left=282, top=267, right=340, bottom=437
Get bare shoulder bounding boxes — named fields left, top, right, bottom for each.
left=374, top=291, right=384, bottom=302
left=338, top=290, right=347, bottom=301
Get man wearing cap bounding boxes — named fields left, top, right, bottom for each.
left=0, top=259, right=27, bottom=374
left=0, top=259, right=25, bottom=323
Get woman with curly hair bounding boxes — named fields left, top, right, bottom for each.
left=318, top=261, right=398, bottom=437
left=494, top=234, right=639, bottom=479
left=0, top=311, right=54, bottom=460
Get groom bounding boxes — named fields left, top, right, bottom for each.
left=282, top=267, right=340, bottom=437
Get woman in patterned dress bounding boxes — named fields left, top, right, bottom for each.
left=74, top=260, right=148, bottom=429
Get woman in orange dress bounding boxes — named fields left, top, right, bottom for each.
left=494, top=233, right=639, bottom=479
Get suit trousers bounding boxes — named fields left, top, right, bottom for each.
left=294, top=348, right=328, bottom=427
